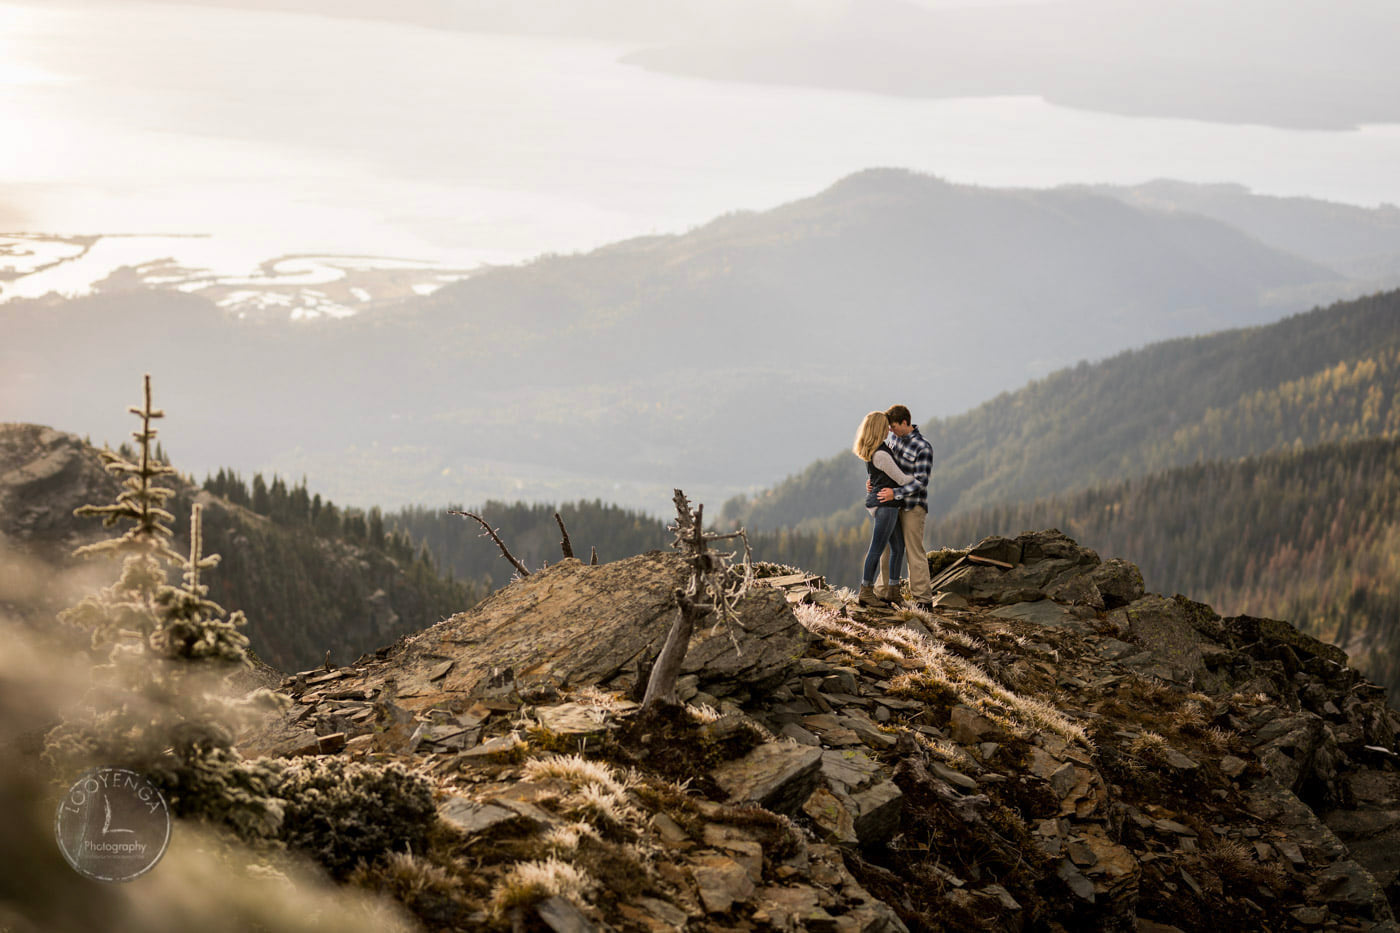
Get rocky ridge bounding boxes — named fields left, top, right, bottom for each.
left=245, top=530, right=1400, bottom=932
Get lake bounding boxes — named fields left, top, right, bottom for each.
left=3, top=0, right=1400, bottom=302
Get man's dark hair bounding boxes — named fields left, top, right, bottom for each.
left=885, top=404, right=912, bottom=426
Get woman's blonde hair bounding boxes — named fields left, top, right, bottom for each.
left=852, top=411, right=889, bottom=462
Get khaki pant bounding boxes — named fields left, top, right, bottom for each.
left=877, top=506, right=930, bottom=601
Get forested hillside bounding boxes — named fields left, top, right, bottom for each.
left=748, top=436, right=1400, bottom=703
left=191, top=469, right=482, bottom=670
left=727, top=288, right=1400, bottom=531
left=389, top=500, right=672, bottom=590
left=0, top=425, right=479, bottom=674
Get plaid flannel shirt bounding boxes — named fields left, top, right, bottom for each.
left=889, top=426, right=932, bottom=511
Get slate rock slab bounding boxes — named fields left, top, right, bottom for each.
left=990, top=599, right=1083, bottom=629
left=691, top=853, right=757, bottom=913
left=851, top=780, right=904, bottom=847
left=536, top=895, right=597, bottom=933
left=363, top=551, right=805, bottom=706
left=1089, top=559, right=1145, bottom=609
left=712, top=743, right=824, bottom=816
left=438, top=797, right=519, bottom=836
left=1123, top=595, right=1206, bottom=679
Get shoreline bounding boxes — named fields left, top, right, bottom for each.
left=0, top=232, right=479, bottom=319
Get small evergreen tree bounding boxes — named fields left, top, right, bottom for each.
left=46, top=376, right=441, bottom=871
left=153, top=503, right=251, bottom=665
left=45, top=376, right=283, bottom=836
left=62, top=373, right=185, bottom=649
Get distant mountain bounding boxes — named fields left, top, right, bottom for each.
left=623, top=0, right=1400, bottom=130
left=744, top=435, right=1400, bottom=706
left=725, top=288, right=1400, bottom=531
left=0, top=170, right=1353, bottom=512
left=1080, top=181, right=1400, bottom=305
left=0, top=424, right=478, bottom=672
left=86, top=1, right=1400, bottom=130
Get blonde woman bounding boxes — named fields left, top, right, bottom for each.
left=852, top=411, right=913, bottom=607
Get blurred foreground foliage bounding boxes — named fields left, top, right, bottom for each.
left=26, top=377, right=435, bottom=931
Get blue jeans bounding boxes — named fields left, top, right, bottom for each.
left=862, top=507, right=905, bottom=586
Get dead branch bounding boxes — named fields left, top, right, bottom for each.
left=590, top=546, right=598, bottom=566
left=447, top=509, right=531, bottom=577
left=670, top=492, right=754, bottom=632
left=642, top=589, right=705, bottom=709
left=554, top=511, right=575, bottom=560
left=642, top=489, right=754, bottom=710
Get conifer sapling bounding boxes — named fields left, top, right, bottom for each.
left=45, top=375, right=280, bottom=816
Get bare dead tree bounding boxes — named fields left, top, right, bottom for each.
left=641, top=489, right=754, bottom=710
left=554, top=511, right=575, bottom=560
left=447, top=509, right=531, bottom=577
left=590, top=546, right=598, bottom=566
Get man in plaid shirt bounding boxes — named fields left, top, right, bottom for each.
left=874, top=404, right=934, bottom=610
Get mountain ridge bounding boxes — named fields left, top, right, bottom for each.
left=1, top=169, right=1361, bottom=513
left=621, top=0, right=1400, bottom=130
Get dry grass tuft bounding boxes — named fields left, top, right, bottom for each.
left=1204, top=726, right=1235, bottom=751
left=353, top=851, right=455, bottom=903
left=1129, top=731, right=1169, bottom=759
left=980, top=655, right=1025, bottom=690
left=1169, top=700, right=1208, bottom=732
left=1134, top=675, right=1177, bottom=706
left=543, top=822, right=601, bottom=856
left=1200, top=838, right=1254, bottom=881
left=685, top=703, right=723, bottom=724
left=523, top=754, right=641, bottom=831
left=522, top=754, right=627, bottom=796
left=567, top=685, right=632, bottom=713
left=489, top=858, right=594, bottom=915
left=566, top=783, right=639, bottom=829
left=871, top=644, right=907, bottom=664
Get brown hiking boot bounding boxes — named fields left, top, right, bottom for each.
left=876, top=582, right=905, bottom=605
left=858, top=585, right=890, bottom=608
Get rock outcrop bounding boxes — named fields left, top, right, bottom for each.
left=341, top=551, right=807, bottom=711
left=0, top=424, right=118, bottom=562
left=241, top=530, right=1400, bottom=931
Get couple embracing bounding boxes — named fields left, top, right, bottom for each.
left=852, top=404, right=933, bottom=611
